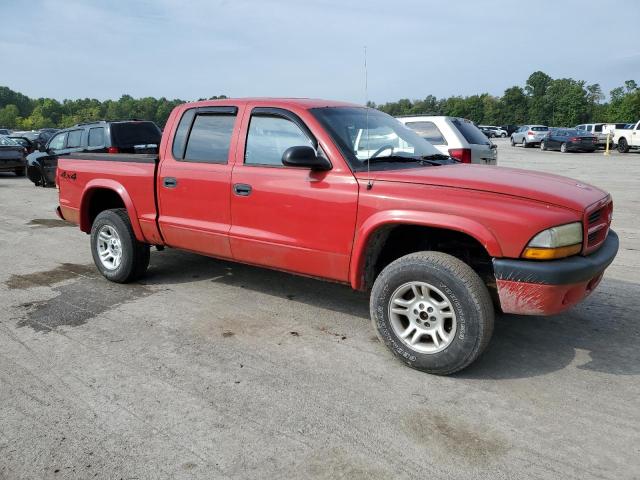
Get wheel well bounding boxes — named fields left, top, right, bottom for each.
left=83, top=189, right=125, bottom=231
left=361, top=224, right=494, bottom=292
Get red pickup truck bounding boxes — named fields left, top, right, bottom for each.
left=56, top=98, right=618, bottom=375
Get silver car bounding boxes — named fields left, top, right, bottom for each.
left=398, top=116, right=498, bottom=165
left=575, top=123, right=608, bottom=147
left=510, top=125, right=549, bottom=147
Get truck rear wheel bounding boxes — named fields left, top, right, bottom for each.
left=90, top=208, right=150, bottom=283
left=370, top=252, right=494, bottom=375
left=617, top=138, right=629, bottom=153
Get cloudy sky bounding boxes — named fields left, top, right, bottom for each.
left=2, top=0, right=639, bottom=103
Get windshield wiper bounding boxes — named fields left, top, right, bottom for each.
left=367, top=155, right=433, bottom=165
left=419, top=154, right=456, bottom=165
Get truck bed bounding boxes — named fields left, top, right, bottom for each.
left=57, top=152, right=161, bottom=244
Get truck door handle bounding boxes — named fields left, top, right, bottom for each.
left=163, top=177, right=177, bottom=188
left=233, top=183, right=252, bottom=196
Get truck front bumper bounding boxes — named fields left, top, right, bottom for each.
left=493, top=230, right=619, bottom=315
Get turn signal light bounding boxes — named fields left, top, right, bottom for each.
left=522, top=243, right=582, bottom=260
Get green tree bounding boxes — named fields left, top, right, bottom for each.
left=501, top=86, right=528, bottom=124
left=0, top=104, right=20, bottom=128
left=546, top=78, right=589, bottom=126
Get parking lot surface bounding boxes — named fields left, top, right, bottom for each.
left=1, top=139, right=639, bottom=479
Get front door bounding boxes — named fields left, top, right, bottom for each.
left=229, top=107, right=359, bottom=282
left=157, top=105, right=240, bottom=258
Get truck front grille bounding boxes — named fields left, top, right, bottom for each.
left=584, top=198, right=612, bottom=254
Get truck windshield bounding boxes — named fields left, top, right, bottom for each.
left=309, top=107, right=444, bottom=171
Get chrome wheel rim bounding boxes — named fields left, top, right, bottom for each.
left=388, top=281, right=457, bottom=354
left=97, top=225, right=122, bottom=270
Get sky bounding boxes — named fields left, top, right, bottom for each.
left=1, top=0, right=639, bottom=104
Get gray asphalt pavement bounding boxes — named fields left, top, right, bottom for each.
left=1, top=140, right=639, bottom=479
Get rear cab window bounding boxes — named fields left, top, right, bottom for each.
left=405, top=121, right=447, bottom=145
left=450, top=119, right=490, bottom=145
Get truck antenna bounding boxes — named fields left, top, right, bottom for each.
left=364, top=46, right=372, bottom=190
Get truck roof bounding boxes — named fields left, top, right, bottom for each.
left=182, top=98, right=361, bottom=110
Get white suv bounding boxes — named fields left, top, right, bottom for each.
left=397, top=116, right=497, bottom=165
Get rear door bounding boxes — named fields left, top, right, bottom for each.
left=229, top=106, right=359, bottom=282
left=157, top=105, right=240, bottom=258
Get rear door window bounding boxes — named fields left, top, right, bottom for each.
left=450, top=119, right=490, bottom=145
left=183, top=114, right=236, bottom=163
left=172, top=109, right=196, bottom=159
left=405, top=121, right=447, bottom=145
left=88, top=127, right=105, bottom=147
left=66, top=130, right=83, bottom=148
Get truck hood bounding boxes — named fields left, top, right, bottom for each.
left=357, top=164, right=607, bottom=212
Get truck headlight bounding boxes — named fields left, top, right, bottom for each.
left=522, top=222, right=583, bottom=260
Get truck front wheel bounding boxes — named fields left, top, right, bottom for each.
left=370, top=252, right=494, bottom=375
left=90, top=208, right=150, bottom=283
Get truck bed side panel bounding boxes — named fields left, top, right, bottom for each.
left=57, top=154, right=161, bottom=244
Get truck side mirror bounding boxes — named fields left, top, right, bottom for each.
left=282, top=146, right=331, bottom=171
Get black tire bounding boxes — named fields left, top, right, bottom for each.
left=560, top=142, right=568, bottom=153
left=370, top=251, right=494, bottom=375
left=510, top=137, right=516, bottom=147
left=501, top=133, right=507, bottom=138
left=14, top=167, right=26, bottom=177
left=27, top=165, right=43, bottom=186
left=618, top=138, right=629, bottom=153
left=522, top=138, right=528, bottom=148
left=90, top=208, right=150, bottom=283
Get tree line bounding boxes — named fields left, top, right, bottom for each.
left=1, top=71, right=639, bottom=130
left=0, top=90, right=227, bottom=130
left=373, top=72, right=639, bottom=126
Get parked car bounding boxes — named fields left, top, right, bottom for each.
left=27, top=120, right=161, bottom=186
left=8, top=136, right=36, bottom=155
left=479, top=126, right=507, bottom=138
left=613, top=120, right=640, bottom=153
left=56, top=98, right=618, bottom=375
left=0, top=128, right=11, bottom=135
left=479, top=126, right=496, bottom=138
left=34, top=128, right=59, bottom=151
left=501, top=125, right=520, bottom=136
left=540, top=129, right=597, bottom=152
left=0, top=136, right=26, bottom=176
left=397, top=115, right=497, bottom=164
left=575, top=123, right=609, bottom=148
left=510, top=125, right=549, bottom=147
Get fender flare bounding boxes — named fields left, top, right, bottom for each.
left=349, top=210, right=503, bottom=290
left=79, top=179, right=145, bottom=242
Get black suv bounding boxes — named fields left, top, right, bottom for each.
left=26, top=120, right=161, bottom=186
